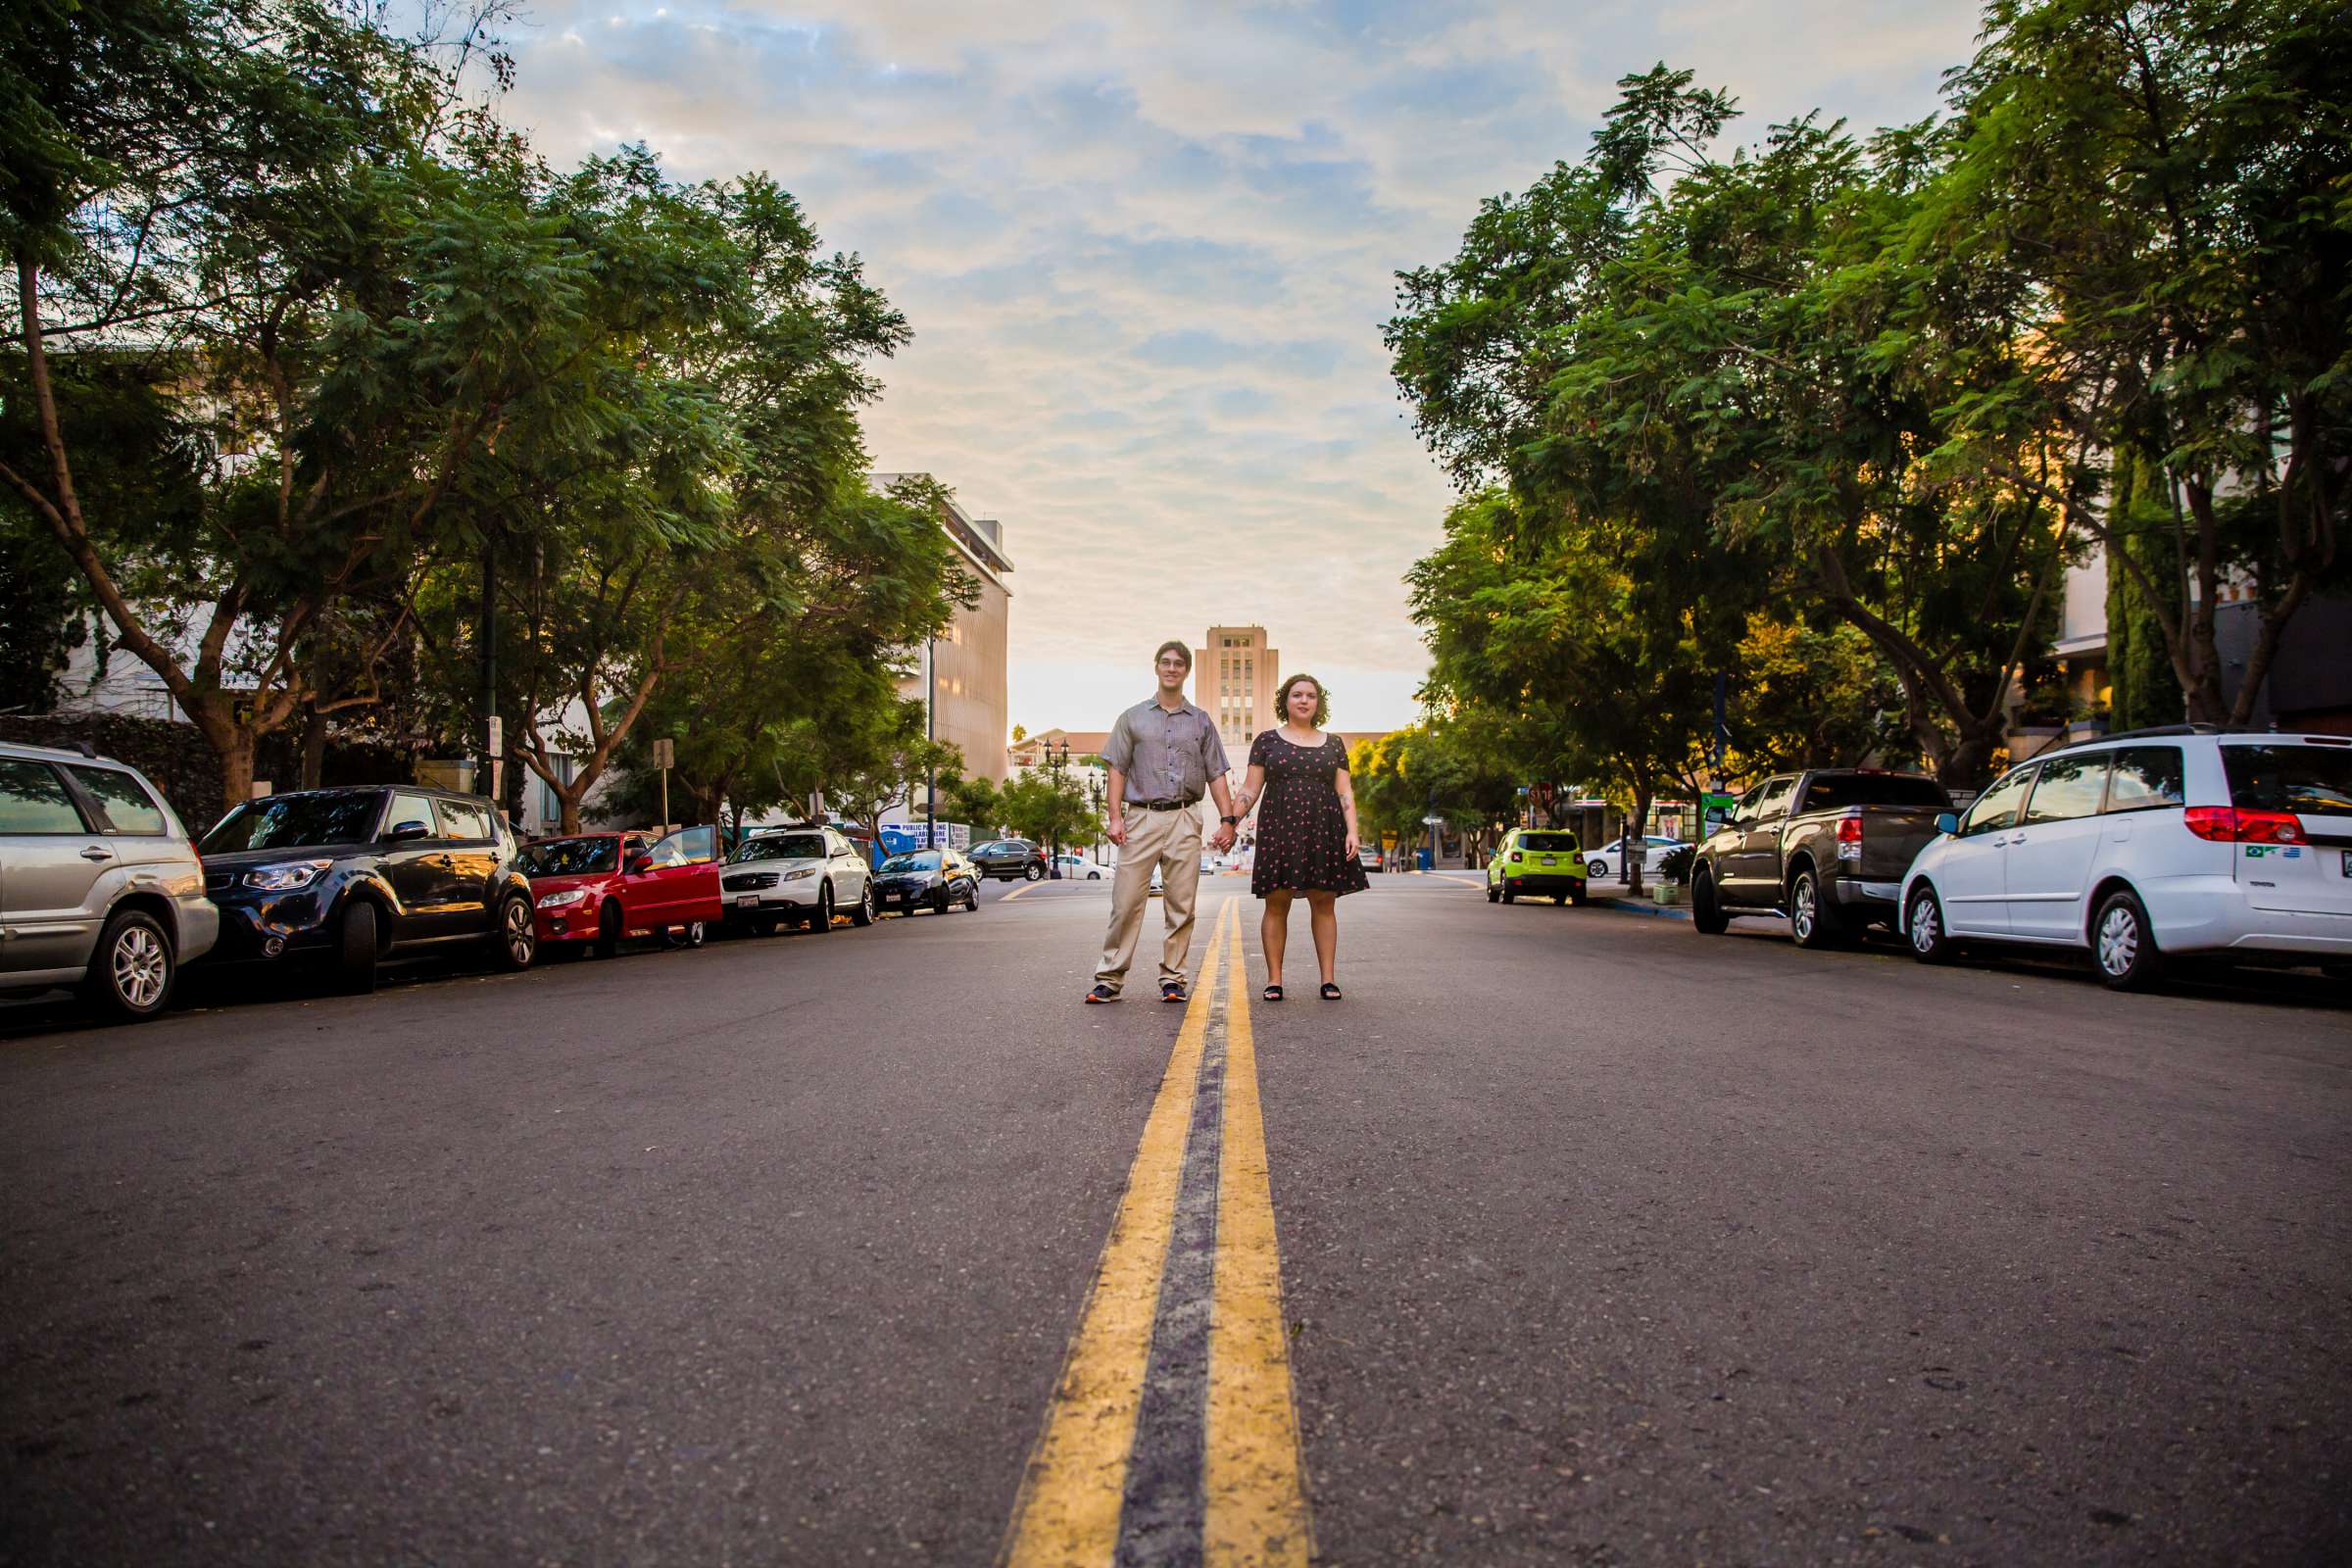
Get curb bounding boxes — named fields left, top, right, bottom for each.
left=1589, top=896, right=1691, bottom=922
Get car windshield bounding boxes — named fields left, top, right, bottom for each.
left=734, top=833, right=826, bottom=862
left=880, top=852, right=941, bottom=872
left=1797, top=773, right=1950, bottom=811
left=2223, top=744, right=2352, bottom=815
left=1521, top=833, right=1578, bottom=852
left=519, top=837, right=617, bottom=876
left=200, top=791, right=385, bottom=853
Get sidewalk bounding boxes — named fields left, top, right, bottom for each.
left=1582, top=885, right=1690, bottom=922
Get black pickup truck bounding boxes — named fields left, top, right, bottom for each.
left=1690, top=769, right=1953, bottom=947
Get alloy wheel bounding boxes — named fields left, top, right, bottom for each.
left=113, top=925, right=169, bottom=1010
left=1791, top=875, right=1816, bottom=942
left=2097, top=905, right=2138, bottom=976
left=1910, top=896, right=1940, bottom=955
left=505, top=898, right=536, bottom=965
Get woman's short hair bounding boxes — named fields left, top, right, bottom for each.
left=1277, top=673, right=1329, bottom=727
left=1153, top=640, right=1193, bottom=671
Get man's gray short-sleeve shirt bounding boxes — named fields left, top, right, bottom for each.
left=1102, top=698, right=1229, bottom=805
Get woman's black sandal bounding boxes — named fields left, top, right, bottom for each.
left=1262, top=984, right=1283, bottom=1002
left=1319, top=982, right=1343, bottom=1001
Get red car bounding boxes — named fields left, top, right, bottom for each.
left=518, top=828, right=723, bottom=957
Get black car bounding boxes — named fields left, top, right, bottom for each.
left=969, top=838, right=1047, bottom=881
left=197, top=786, right=539, bottom=992
left=871, top=849, right=982, bottom=914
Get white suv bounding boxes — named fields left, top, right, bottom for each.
left=1900, top=726, right=2352, bottom=989
left=718, top=826, right=875, bottom=933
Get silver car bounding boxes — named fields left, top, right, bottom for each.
left=0, top=741, right=219, bottom=1019
left=719, top=826, right=875, bottom=933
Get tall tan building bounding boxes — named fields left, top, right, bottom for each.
left=1195, top=625, right=1278, bottom=757
left=877, top=475, right=1013, bottom=783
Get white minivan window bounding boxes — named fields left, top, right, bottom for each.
left=2023, top=755, right=2110, bottom=823
left=2102, top=747, right=2185, bottom=812
left=1961, top=765, right=2035, bottom=835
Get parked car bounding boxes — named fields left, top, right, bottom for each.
left=1486, top=827, right=1590, bottom=906
left=1358, top=844, right=1383, bottom=872
left=521, top=827, right=722, bottom=956
left=197, top=785, right=537, bottom=992
left=1691, top=769, right=1953, bottom=946
left=721, top=826, right=875, bottom=933
left=1585, top=834, right=1689, bottom=879
left=970, top=838, right=1048, bottom=881
left=1901, top=726, right=2352, bottom=990
left=872, top=848, right=981, bottom=914
left=1054, top=853, right=1108, bottom=880
left=0, top=741, right=219, bottom=1020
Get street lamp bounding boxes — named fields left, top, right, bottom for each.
left=1046, top=738, right=1070, bottom=878
left=1087, top=775, right=1105, bottom=864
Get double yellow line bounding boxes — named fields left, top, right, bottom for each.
left=1000, top=900, right=1312, bottom=1566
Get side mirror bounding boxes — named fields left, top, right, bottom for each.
left=386, top=819, right=431, bottom=843
left=1935, top=811, right=1960, bottom=837
left=625, top=852, right=653, bottom=875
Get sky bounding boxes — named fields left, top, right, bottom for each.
left=493, top=0, right=1984, bottom=735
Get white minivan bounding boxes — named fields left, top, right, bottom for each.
left=1900, top=726, right=2352, bottom=989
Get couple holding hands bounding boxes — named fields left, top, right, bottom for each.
left=1084, top=640, right=1367, bottom=1006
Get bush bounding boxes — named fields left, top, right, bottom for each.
left=1658, top=844, right=1696, bottom=883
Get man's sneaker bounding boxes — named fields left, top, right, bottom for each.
left=1160, top=980, right=1188, bottom=1004
left=1084, top=984, right=1120, bottom=1004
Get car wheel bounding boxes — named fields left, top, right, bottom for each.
left=1690, top=869, right=1729, bottom=935
left=1588, top=858, right=1607, bottom=879
left=1906, top=884, right=1956, bottom=964
left=596, top=904, right=623, bottom=959
left=84, top=908, right=174, bottom=1021
left=1788, top=868, right=1845, bottom=950
left=933, top=886, right=952, bottom=915
left=1024, top=862, right=1045, bottom=882
left=680, top=920, right=707, bottom=950
left=1554, top=892, right=1569, bottom=906
left=751, top=915, right=778, bottom=938
left=2091, top=888, right=2163, bottom=991
left=850, top=881, right=877, bottom=927
left=1500, top=886, right=1516, bottom=905
left=1486, top=884, right=1500, bottom=904
left=965, top=882, right=981, bottom=911
left=810, top=884, right=834, bottom=933
left=1570, top=884, right=1588, bottom=906
left=494, top=895, right=537, bottom=970
left=338, top=900, right=379, bottom=994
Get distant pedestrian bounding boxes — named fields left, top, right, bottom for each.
left=1085, top=642, right=1243, bottom=1004
left=1232, top=673, right=1366, bottom=1002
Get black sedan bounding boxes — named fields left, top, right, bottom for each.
left=968, top=838, right=1047, bottom=881
left=870, top=850, right=982, bottom=914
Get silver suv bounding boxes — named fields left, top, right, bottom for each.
left=0, top=741, right=219, bottom=1019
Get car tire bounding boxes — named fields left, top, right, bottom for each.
left=2091, top=887, right=2164, bottom=991
left=84, top=907, right=174, bottom=1021
left=1570, top=885, right=1588, bottom=907
left=850, top=882, right=877, bottom=927
left=965, top=882, right=981, bottom=911
left=680, top=920, right=707, bottom=949
left=1553, top=892, right=1569, bottom=906
left=1906, top=884, right=1956, bottom=964
left=1023, top=862, right=1045, bottom=883
left=596, top=904, right=623, bottom=959
left=1788, top=867, right=1845, bottom=950
left=1588, top=858, right=1607, bottom=878
left=933, top=886, right=952, bottom=915
left=1690, top=869, right=1730, bottom=935
left=751, top=916, right=778, bottom=938
left=494, top=895, right=537, bottom=971
left=1486, top=884, right=1500, bottom=904
left=1500, top=886, right=1516, bottom=905
left=338, top=900, right=379, bottom=994
left=810, top=884, right=834, bottom=933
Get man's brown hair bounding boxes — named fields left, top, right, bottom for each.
left=1153, top=640, right=1193, bottom=672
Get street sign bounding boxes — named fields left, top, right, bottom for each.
left=486, top=715, right=503, bottom=755
left=651, top=737, right=675, bottom=768
left=1421, top=814, right=1446, bottom=826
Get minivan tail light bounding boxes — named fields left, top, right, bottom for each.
left=2184, top=806, right=2304, bottom=844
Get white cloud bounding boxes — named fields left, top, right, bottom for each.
left=491, top=0, right=1981, bottom=734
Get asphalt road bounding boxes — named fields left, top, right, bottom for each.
left=3, top=871, right=2347, bottom=1566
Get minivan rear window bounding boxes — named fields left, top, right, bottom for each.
left=1520, top=833, right=1578, bottom=852
left=1796, top=773, right=1951, bottom=811
left=2223, top=744, right=2352, bottom=816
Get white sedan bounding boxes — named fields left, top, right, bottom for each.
left=1584, top=835, right=1688, bottom=879
left=1054, top=854, right=1109, bottom=880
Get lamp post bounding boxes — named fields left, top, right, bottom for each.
left=1088, top=775, right=1105, bottom=864
left=1046, top=738, right=1070, bottom=878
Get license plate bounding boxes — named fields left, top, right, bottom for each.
left=1539, top=856, right=1554, bottom=866
left=736, top=895, right=759, bottom=908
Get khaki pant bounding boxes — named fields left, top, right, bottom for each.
left=1095, top=805, right=1204, bottom=991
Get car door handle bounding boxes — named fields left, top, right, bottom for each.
left=81, top=845, right=115, bottom=861
left=2008, top=834, right=2027, bottom=847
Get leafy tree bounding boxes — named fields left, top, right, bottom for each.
left=938, top=771, right=1004, bottom=836
left=819, top=697, right=962, bottom=853
left=2102, top=450, right=2187, bottom=729
left=1925, top=0, right=2351, bottom=725
left=999, top=769, right=1101, bottom=858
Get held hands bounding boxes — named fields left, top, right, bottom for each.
left=1210, top=822, right=1237, bottom=853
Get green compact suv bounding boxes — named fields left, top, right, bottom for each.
left=1487, top=828, right=1590, bottom=906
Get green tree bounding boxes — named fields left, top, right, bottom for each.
left=938, top=771, right=1004, bottom=836
left=2102, top=450, right=2187, bottom=729
left=999, top=769, right=1102, bottom=858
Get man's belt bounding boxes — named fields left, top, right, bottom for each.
left=1132, top=798, right=1200, bottom=811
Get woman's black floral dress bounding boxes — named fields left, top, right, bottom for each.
left=1248, top=730, right=1369, bottom=898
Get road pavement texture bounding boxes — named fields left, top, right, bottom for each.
left=3, top=872, right=2347, bottom=1565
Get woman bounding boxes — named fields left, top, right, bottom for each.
left=1233, top=673, right=1368, bottom=1000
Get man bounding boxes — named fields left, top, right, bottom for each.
left=1086, top=641, right=1243, bottom=1004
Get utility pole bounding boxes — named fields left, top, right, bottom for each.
left=924, top=633, right=937, bottom=847
left=478, top=536, right=499, bottom=808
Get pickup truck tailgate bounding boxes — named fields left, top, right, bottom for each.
left=1854, top=808, right=1946, bottom=882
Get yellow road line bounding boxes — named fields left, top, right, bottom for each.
left=1206, top=908, right=1314, bottom=1566
left=1000, top=901, right=1233, bottom=1566
left=1001, top=882, right=1034, bottom=902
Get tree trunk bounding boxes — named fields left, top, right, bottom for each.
left=217, top=733, right=257, bottom=820
left=1625, top=776, right=1651, bottom=899
left=300, top=705, right=327, bottom=790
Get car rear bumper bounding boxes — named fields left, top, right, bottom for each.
left=174, top=895, right=220, bottom=964
left=1831, top=878, right=1904, bottom=918
left=1502, top=873, right=1585, bottom=895
left=2146, top=877, right=2352, bottom=957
